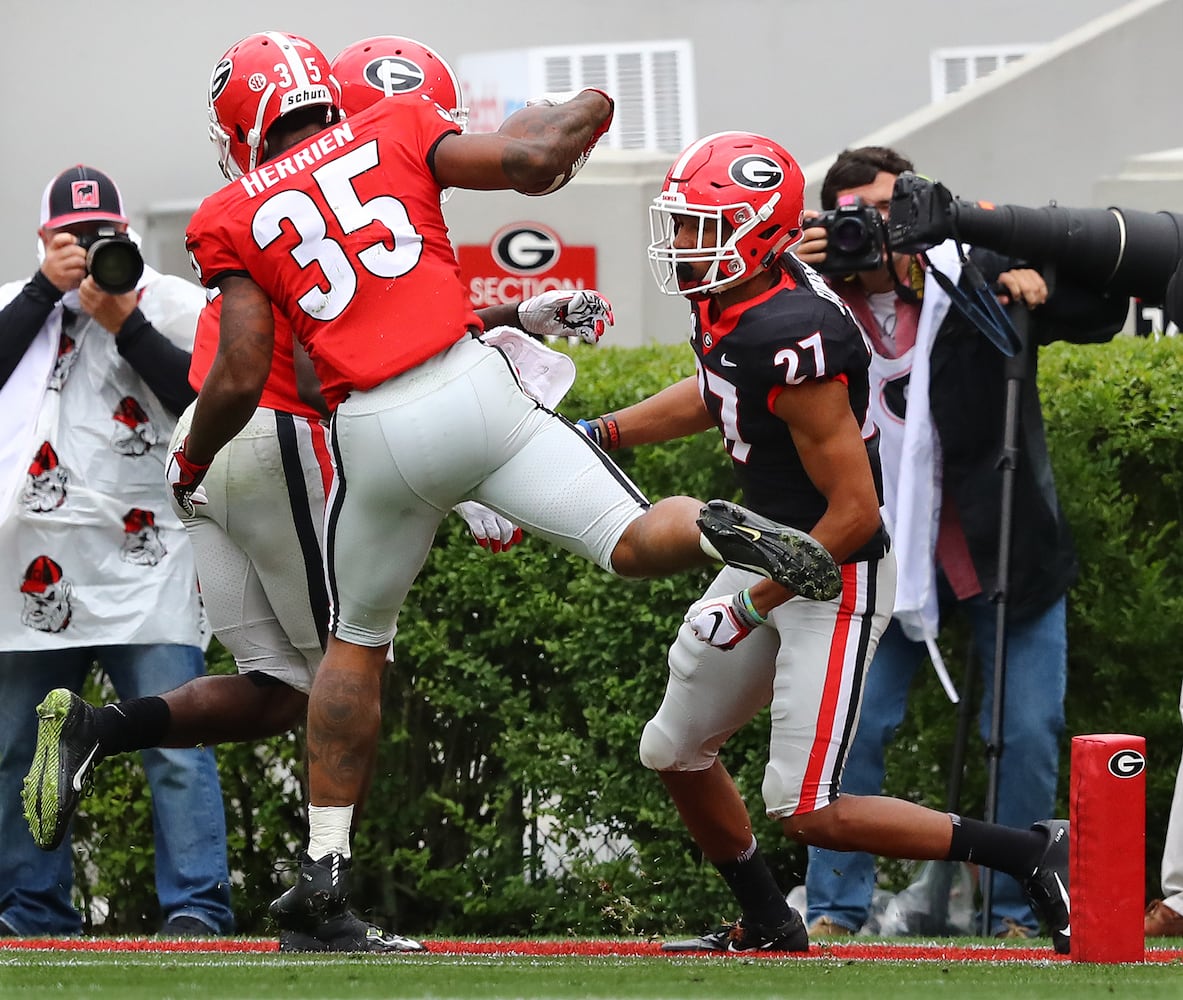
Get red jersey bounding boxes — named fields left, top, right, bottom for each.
left=185, top=98, right=481, bottom=409
left=188, top=294, right=321, bottom=420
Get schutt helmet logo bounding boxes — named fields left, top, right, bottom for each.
left=491, top=225, right=561, bottom=275
left=364, top=56, right=425, bottom=95
left=1107, top=748, right=1146, bottom=779
left=728, top=155, right=783, bottom=191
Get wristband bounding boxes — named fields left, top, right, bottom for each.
left=597, top=413, right=621, bottom=450
left=737, top=588, right=768, bottom=626
left=576, top=418, right=601, bottom=446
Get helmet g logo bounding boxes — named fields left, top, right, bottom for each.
left=364, top=56, right=426, bottom=96
left=210, top=59, right=233, bottom=101
left=729, top=155, right=784, bottom=191
left=1108, top=748, right=1146, bottom=779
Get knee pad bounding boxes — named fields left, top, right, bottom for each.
left=638, top=719, right=675, bottom=772
left=638, top=717, right=714, bottom=773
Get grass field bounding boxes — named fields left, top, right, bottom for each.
left=4, top=940, right=1183, bottom=1000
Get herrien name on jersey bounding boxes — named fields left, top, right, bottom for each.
left=239, top=121, right=356, bottom=198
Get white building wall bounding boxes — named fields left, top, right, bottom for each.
left=0, top=0, right=1123, bottom=281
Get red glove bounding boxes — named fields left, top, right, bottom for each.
left=166, top=438, right=211, bottom=517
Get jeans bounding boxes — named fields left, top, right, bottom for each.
left=806, top=594, right=1066, bottom=934
left=0, top=645, right=233, bottom=936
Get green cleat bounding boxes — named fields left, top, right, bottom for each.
left=22, top=688, right=101, bottom=851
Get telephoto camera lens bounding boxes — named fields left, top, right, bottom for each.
left=76, top=227, right=144, bottom=295
left=87, top=237, right=144, bottom=295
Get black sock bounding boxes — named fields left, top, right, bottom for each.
left=91, top=697, right=171, bottom=757
left=946, top=813, right=1044, bottom=879
left=715, top=839, right=793, bottom=929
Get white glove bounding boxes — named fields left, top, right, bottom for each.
left=517, top=290, right=614, bottom=344
left=685, top=592, right=765, bottom=651
left=165, top=440, right=209, bottom=518
left=453, top=501, right=523, bottom=553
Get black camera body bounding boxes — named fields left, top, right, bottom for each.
left=810, top=196, right=888, bottom=275
left=76, top=227, right=144, bottom=295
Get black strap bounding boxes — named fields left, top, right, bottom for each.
left=920, top=247, right=1021, bottom=358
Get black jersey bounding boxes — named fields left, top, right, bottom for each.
left=691, top=256, right=888, bottom=563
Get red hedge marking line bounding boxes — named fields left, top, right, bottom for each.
left=2, top=938, right=1182, bottom=962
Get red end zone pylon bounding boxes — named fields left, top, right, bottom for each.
left=1070, top=733, right=1146, bottom=962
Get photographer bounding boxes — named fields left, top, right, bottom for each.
left=0, top=165, right=231, bottom=937
left=797, top=146, right=1129, bottom=940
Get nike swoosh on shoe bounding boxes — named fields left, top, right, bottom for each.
left=71, top=744, right=99, bottom=792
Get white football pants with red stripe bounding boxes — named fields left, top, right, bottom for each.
left=640, top=551, right=896, bottom=818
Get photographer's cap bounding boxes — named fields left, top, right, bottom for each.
left=39, top=165, right=128, bottom=229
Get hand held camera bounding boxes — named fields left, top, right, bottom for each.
left=76, top=228, right=144, bottom=295
left=810, top=195, right=887, bottom=275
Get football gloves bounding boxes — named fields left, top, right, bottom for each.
left=685, top=591, right=766, bottom=651
left=517, top=289, right=614, bottom=344
left=166, top=438, right=210, bottom=517
left=453, top=502, right=523, bottom=553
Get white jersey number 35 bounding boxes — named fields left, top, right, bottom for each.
left=250, top=140, right=422, bottom=321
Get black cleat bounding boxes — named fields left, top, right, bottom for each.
left=661, top=911, right=809, bottom=954
left=1023, top=819, right=1071, bottom=955
left=279, top=910, right=425, bottom=953
left=698, top=500, right=842, bottom=601
left=270, top=852, right=425, bottom=953
left=270, top=852, right=352, bottom=931
left=22, top=688, right=101, bottom=851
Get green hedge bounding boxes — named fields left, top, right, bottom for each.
left=74, top=335, right=1183, bottom=936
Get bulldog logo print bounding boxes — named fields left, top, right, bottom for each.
left=111, top=396, right=158, bottom=456
left=21, top=441, right=69, bottom=513
left=47, top=332, right=78, bottom=392
left=120, top=508, right=167, bottom=566
left=20, top=555, right=73, bottom=633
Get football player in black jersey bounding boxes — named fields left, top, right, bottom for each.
left=577, top=132, right=1070, bottom=954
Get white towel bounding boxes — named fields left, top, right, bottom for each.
left=874, top=241, right=964, bottom=702
left=480, top=326, right=576, bottom=408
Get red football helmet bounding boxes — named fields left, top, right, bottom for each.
left=648, top=132, right=805, bottom=297
left=331, top=36, right=467, bottom=129
left=207, top=31, right=340, bottom=180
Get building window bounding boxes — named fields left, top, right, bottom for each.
left=459, top=40, right=696, bottom=153
left=930, top=45, right=1039, bottom=101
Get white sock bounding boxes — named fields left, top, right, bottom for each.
left=736, top=835, right=758, bottom=864
left=308, top=804, right=354, bottom=860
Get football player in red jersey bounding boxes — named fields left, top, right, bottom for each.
left=171, top=31, right=830, bottom=946
left=575, top=131, right=1071, bottom=954
left=21, top=33, right=615, bottom=952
